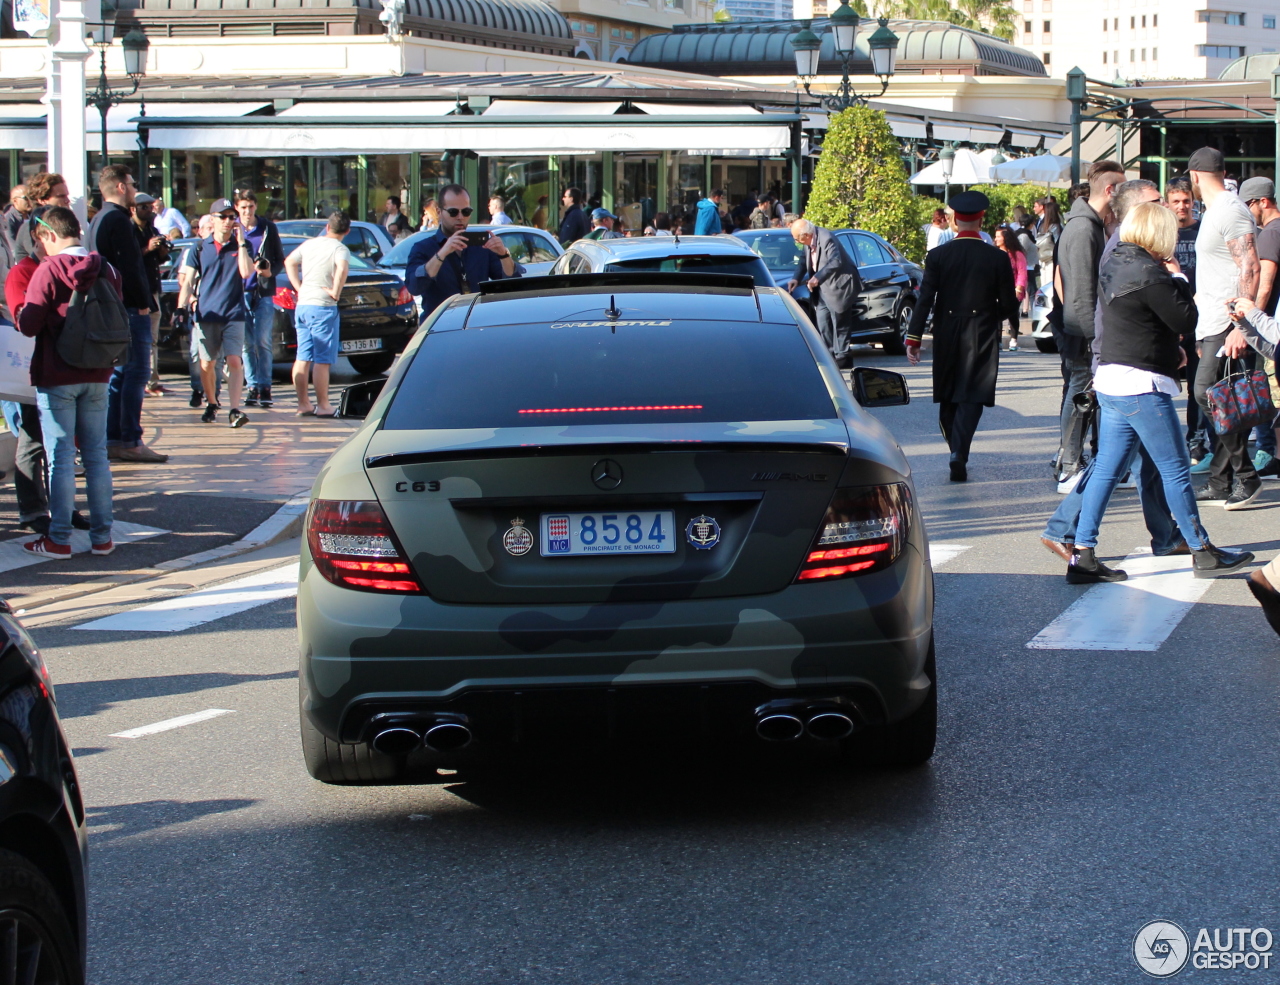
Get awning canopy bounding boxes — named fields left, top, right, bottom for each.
left=148, top=120, right=795, bottom=155
left=483, top=99, right=623, bottom=116
left=276, top=101, right=453, bottom=118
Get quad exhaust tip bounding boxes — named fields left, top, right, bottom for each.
left=371, top=727, right=423, bottom=756
left=805, top=711, right=856, bottom=741
left=756, top=713, right=805, bottom=742
left=424, top=722, right=472, bottom=752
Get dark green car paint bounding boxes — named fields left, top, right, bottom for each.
left=298, top=285, right=933, bottom=761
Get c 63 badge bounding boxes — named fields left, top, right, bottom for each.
left=503, top=517, right=534, bottom=556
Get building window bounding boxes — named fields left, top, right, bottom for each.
left=611, top=26, right=621, bottom=36
left=1152, top=46, right=1157, bottom=59
left=1043, top=50, right=1051, bottom=65
left=1199, top=11, right=1247, bottom=24
left=1266, top=15, right=1277, bottom=28
left=1141, top=15, right=1145, bottom=26
left=1103, top=50, right=1108, bottom=63
left=624, top=29, right=634, bottom=38
left=1043, top=20, right=1050, bottom=33
left=1023, top=0, right=1032, bottom=10
left=1113, top=17, right=1118, bottom=29
left=1102, top=17, right=1108, bottom=30
left=1141, top=47, right=1146, bottom=60
left=585, top=22, right=596, bottom=33
left=1152, top=14, right=1157, bottom=26
left=1024, top=19, right=1031, bottom=32
left=1227, top=12, right=1244, bottom=24
left=1114, top=49, right=1119, bottom=62
left=1130, top=47, right=1135, bottom=60
left=570, top=19, right=581, bottom=28
left=1130, top=16, right=1135, bottom=28
left=1198, top=44, right=1245, bottom=57
left=1042, top=0, right=1050, bottom=10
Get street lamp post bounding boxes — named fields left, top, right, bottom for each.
left=85, top=5, right=148, bottom=176
left=940, top=144, right=955, bottom=206
left=1067, top=66, right=1086, bottom=185
left=791, top=2, right=899, bottom=112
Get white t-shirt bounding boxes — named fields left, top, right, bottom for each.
left=1093, top=363, right=1180, bottom=397
left=1194, top=191, right=1257, bottom=340
left=295, top=236, right=351, bottom=308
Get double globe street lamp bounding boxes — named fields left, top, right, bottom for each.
left=86, top=0, right=149, bottom=172
left=790, top=0, right=900, bottom=111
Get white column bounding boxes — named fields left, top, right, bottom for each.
left=52, top=0, right=91, bottom=223
left=45, top=0, right=63, bottom=174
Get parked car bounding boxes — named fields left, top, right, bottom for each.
left=551, top=235, right=774, bottom=286
left=378, top=225, right=564, bottom=295
left=0, top=598, right=87, bottom=983
left=1029, top=285, right=1058, bottom=352
left=298, top=271, right=933, bottom=783
left=735, top=228, right=923, bottom=356
left=158, top=235, right=417, bottom=377
left=275, top=219, right=396, bottom=265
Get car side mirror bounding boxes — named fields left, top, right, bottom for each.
left=369, top=247, right=382, bottom=261
left=851, top=367, right=910, bottom=407
left=339, top=379, right=386, bottom=419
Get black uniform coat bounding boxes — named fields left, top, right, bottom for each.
left=906, top=234, right=1019, bottom=406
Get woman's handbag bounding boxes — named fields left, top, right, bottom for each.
left=1205, top=359, right=1276, bottom=434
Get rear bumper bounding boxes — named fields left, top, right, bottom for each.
left=297, top=544, right=934, bottom=743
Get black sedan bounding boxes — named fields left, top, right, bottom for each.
left=0, top=598, right=87, bottom=983
left=735, top=228, right=923, bottom=356
left=158, top=235, right=417, bottom=377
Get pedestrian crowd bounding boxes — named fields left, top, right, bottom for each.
left=905, top=146, right=1280, bottom=636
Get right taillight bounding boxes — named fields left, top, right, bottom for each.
left=274, top=286, right=298, bottom=310
left=795, top=483, right=912, bottom=582
left=306, top=499, right=423, bottom=594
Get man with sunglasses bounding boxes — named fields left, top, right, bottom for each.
left=405, top=184, right=518, bottom=321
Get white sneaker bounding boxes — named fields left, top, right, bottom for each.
left=1057, top=470, right=1084, bottom=495
left=1008, top=340, right=1018, bottom=351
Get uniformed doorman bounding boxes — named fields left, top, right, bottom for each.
left=906, top=191, right=1019, bottom=482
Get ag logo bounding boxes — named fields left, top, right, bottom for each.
left=1134, top=921, right=1190, bottom=978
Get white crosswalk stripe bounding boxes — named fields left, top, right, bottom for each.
left=0, top=521, right=168, bottom=574
left=1026, top=547, right=1211, bottom=652
left=929, top=543, right=971, bottom=568
left=73, top=562, right=299, bottom=633
left=110, top=708, right=235, bottom=739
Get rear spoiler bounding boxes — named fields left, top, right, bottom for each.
left=477, top=271, right=756, bottom=296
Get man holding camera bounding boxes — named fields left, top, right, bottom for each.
left=234, top=190, right=284, bottom=409
left=405, top=184, right=519, bottom=320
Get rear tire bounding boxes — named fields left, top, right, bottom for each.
left=1034, top=336, right=1058, bottom=354
left=883, top=301, right=912, bottom=356
left=0, top=849, right=82, bottom=985
left=347, top=351, right=396, bottom=376
left=843, top=638, right=936, bottom=769
left=301, top=709, right=403, bottom=784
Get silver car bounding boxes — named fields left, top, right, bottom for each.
left=552, top=235, right=775, bottom=286
left=276, top=219, right=397, bottom=265
left=379, top=225, right=564, bottom=287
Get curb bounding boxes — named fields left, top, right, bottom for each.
left=10, top=494, right=310, bottom=614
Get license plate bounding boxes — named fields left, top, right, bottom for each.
left=540, top=511, right=675, bottom=556
left=340, top=338, right=382, bottom=353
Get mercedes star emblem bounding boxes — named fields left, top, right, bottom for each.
left=591, top=459, right=623, bottom=490
left=353, top=295, right=366, bottom=305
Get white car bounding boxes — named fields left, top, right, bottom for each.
left=1029, top=286, right=1058, bottom=353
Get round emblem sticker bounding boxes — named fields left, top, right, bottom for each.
left=503, top=518, right=533, bottom=556
left=1133, top=921, right=1190, bottom=978
left=686, top=515, right=721, bottom=550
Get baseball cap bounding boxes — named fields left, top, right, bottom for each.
left=591, top=207, right=617, bottom=221
left=209, top=197, right=235, bottom=216
left=1187, top=147, right=1226, bottom=174
left=134, top=192, right=156, bottom=205
left=1239, top=176, right=1275, bottom=203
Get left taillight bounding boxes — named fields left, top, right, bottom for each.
left=306, top=499, right=423, bottom=594
left=274, top=286, right=298, bottom=310
left=795, top=483, right=912, bottom=582
left=396, top=285, right=412, bottom=306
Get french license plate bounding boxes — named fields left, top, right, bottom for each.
left=340, top=338, right=382, bottom=353
left=541, top=511, right=675, bottom=556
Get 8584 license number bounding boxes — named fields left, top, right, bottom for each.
left=541, top=511, right=675, bottom=556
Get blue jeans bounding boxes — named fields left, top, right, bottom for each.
left=36, top=383, right=112, bottom=547
left=1042, top=442, right=1182, bottom=554
left=243, top=292, right=275, bottom=389
left=1074, top=391, right=1210, bottom=552
left=106, top=311, right=153, bottom=449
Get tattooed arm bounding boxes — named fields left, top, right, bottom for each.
left=1228, top=232, right=1260, bottom=299
left=1223, top=233, right=1262, bottom=357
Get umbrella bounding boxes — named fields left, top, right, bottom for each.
left=988, top=154, right=1086, bottom=185
left=909, top=149, right=991, bottom=186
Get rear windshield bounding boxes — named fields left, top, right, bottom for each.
left=737, top=233, right=804, bottom=270
left=382, top=320, right=836, bottom=429
left=605, top=255, right=774, bottom=287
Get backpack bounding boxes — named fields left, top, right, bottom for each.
left=749, top=205, right=771, bottom=229
left=57, top=274, right=131, bottom=369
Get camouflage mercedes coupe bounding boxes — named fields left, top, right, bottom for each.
left=297, top=272, right=934, bottom=783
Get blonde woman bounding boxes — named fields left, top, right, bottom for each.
left=1066, top=202, right=1254, bottom=583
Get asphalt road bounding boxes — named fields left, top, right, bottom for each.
left=34, top=346, right=1280, bottom=984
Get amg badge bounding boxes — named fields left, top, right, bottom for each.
left=685, top=515, right=721, bottom=550
left=503, top=517, right=534, bottom=556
